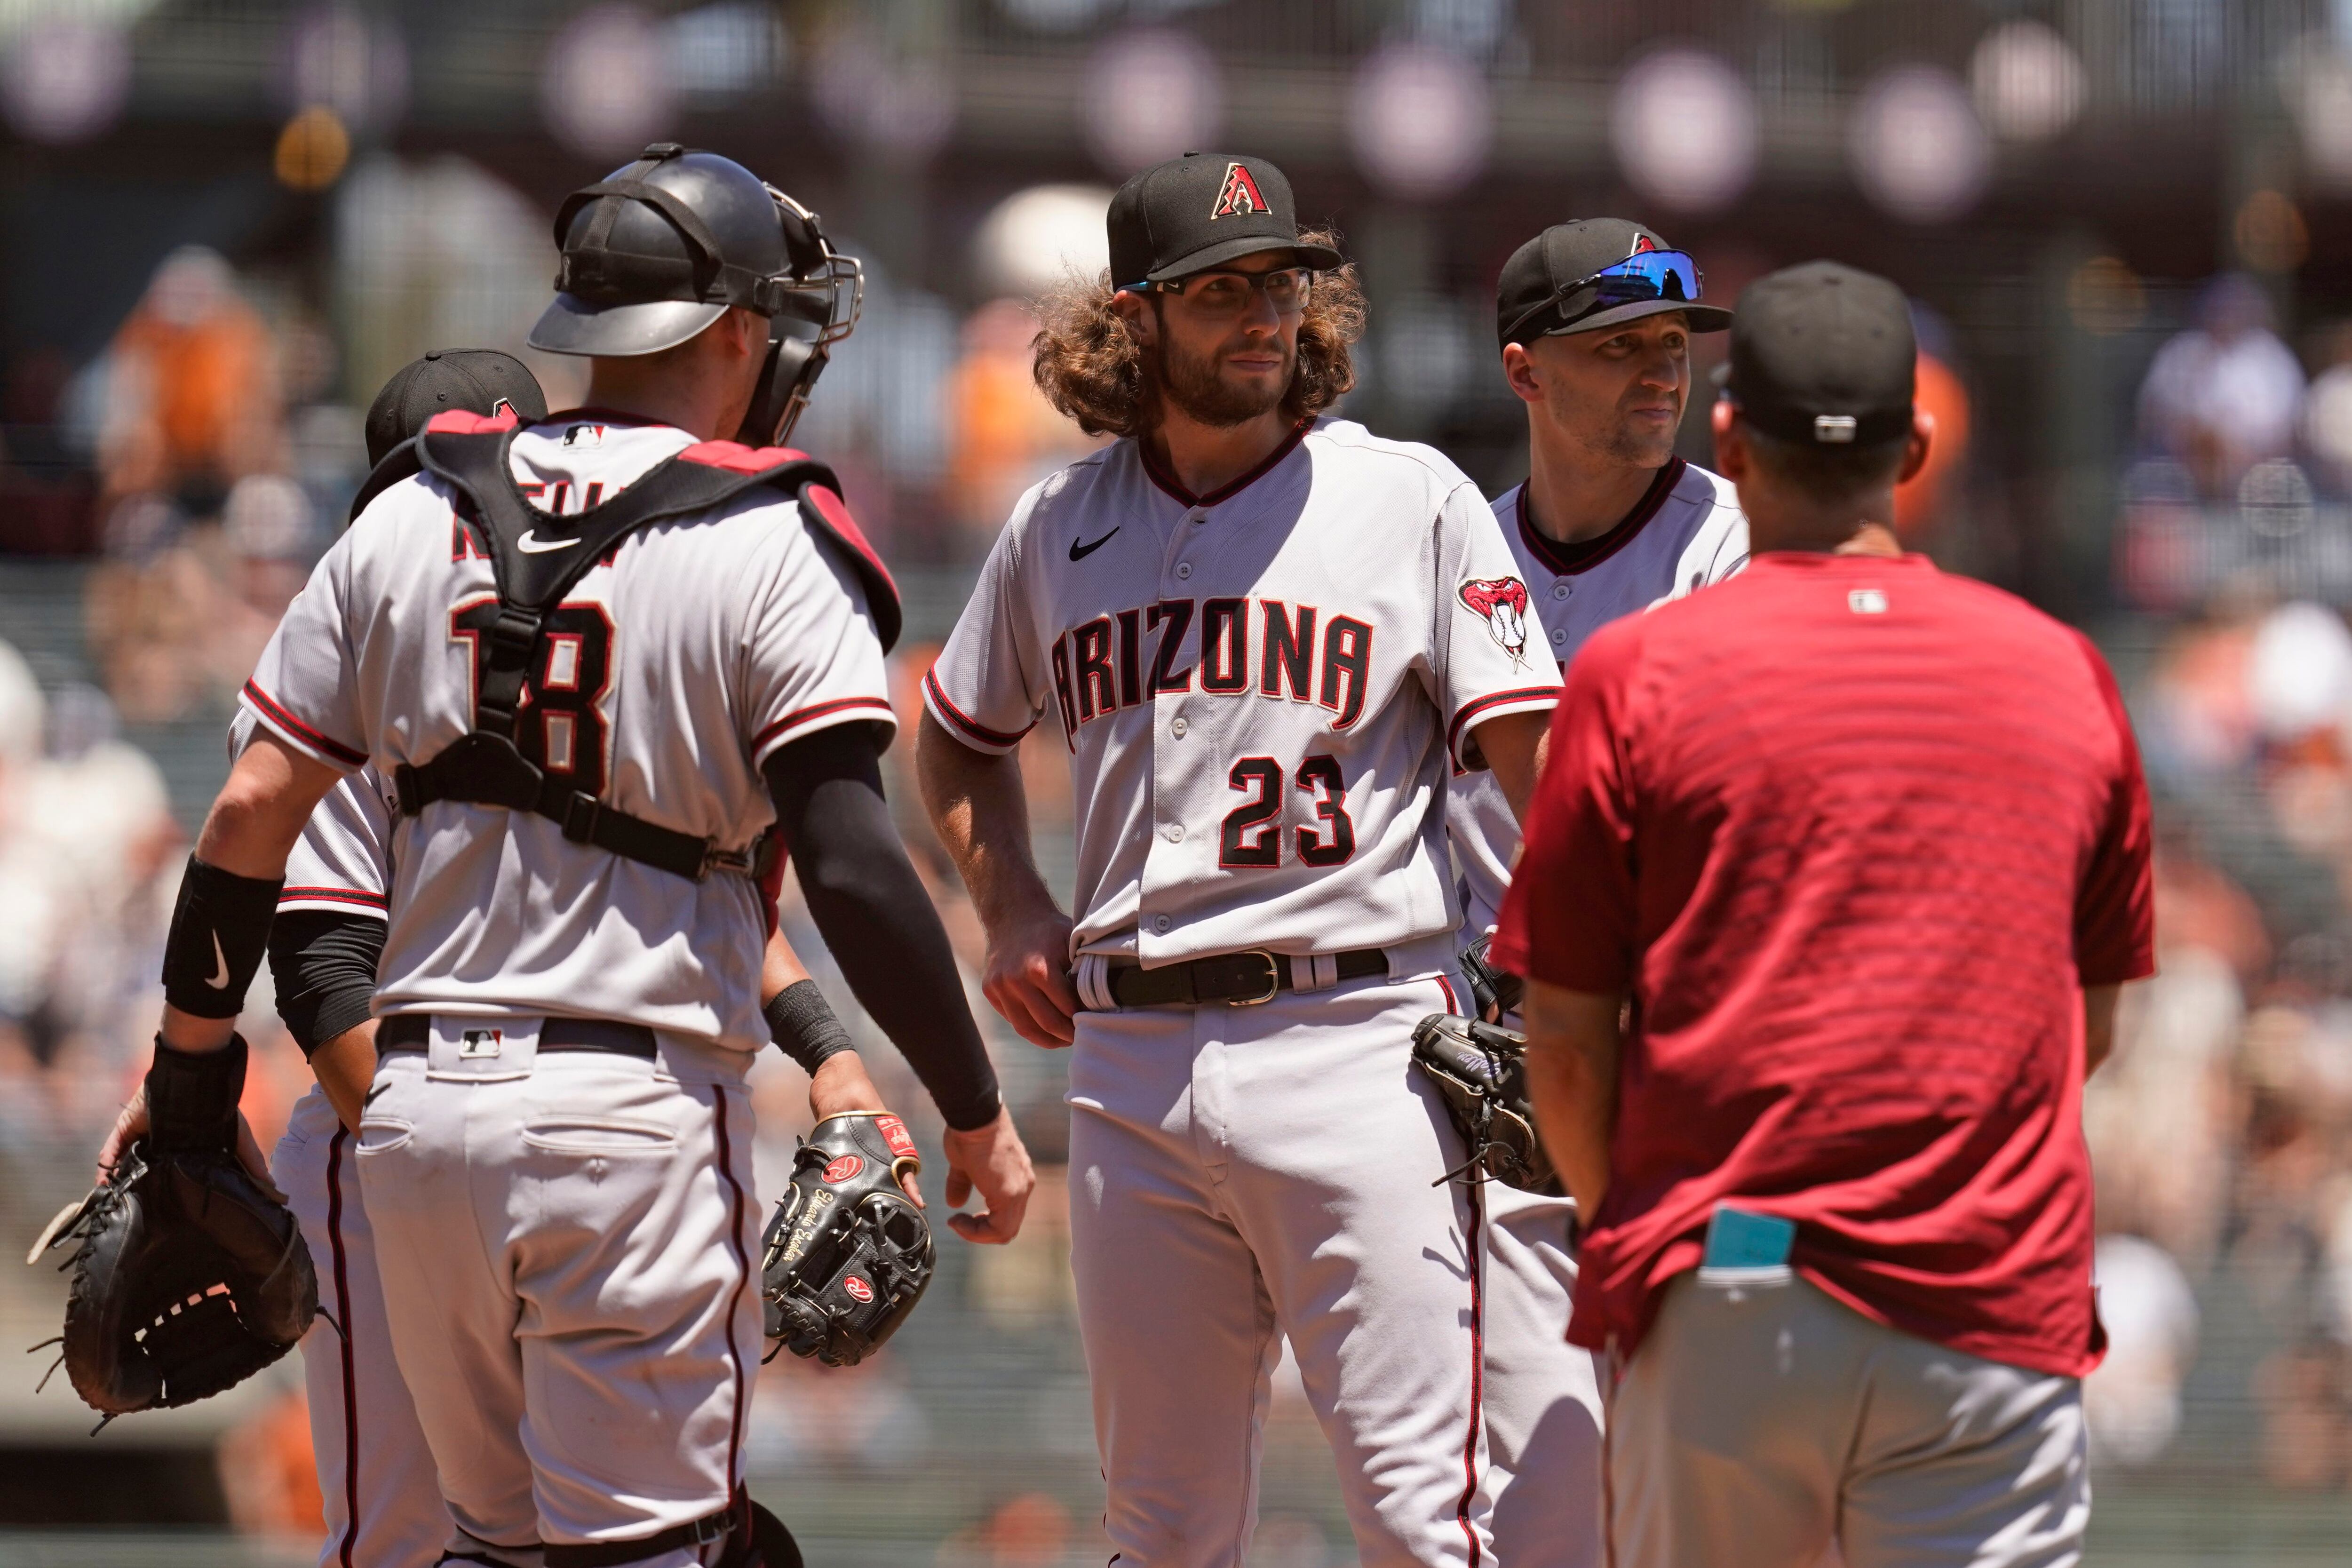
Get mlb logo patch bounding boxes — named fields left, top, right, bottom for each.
left=1848, top=589, right=1889, bottom=615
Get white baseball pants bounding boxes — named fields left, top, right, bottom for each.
left=1476, top=1183, right=1604, bottom=1568
left=274, top=1085, right=453, bottom=1568
left=1608, top=1271, right=2091, bottom=1568
left=1065, top=972, right=1492, bottom=1568
left=356, top=1028, right=761, bottom=1568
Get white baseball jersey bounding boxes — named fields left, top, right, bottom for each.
left=242, top=414, right=895, bottom=1051
left=925, top=416, right=1562, bottom=968
left=1448, top=458, right=1748, bottom=939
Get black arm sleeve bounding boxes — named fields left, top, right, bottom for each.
left=268, top=909, right=385, bottom=1058
left=764, top=724, right=1004, bottom=1131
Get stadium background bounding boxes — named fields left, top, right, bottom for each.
left=1, top=0, right=2350, bottom=1562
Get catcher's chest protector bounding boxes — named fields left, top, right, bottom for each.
left=394, top=413, right=900, bottom=881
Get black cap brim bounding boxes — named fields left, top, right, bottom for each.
left=1534, top=297, right=1732, bottom=341
left=528, top=294, right=726, bottom=357
left=1143, top=233, right=1346, bottom=285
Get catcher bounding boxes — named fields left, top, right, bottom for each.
left=82, top=147, right=1030, bottom=1568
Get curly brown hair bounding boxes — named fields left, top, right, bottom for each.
left=1031, top=232, right=1366, bottom=439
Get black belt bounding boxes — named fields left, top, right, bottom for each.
left=1106, top=948, right=1388, bottom=1008
left=377, top=1015, right=658, bottom=1060
left=540, top=1489, right=740, bottom=1567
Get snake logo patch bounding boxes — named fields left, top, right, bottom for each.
left=1459, top=576, right=1532, bottom=666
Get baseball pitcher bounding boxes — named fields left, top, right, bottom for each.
left=917, top=152, right=1558, bottom=1568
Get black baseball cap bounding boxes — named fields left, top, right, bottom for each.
left=363, top=349, right=547, bottom=467
left=1108, top=152, right=1344, bottom=288
left=1495, top=219, right=1732, bottom=349
left=1722, top=262, right=1915, bottom=447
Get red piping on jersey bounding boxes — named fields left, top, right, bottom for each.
left=1515, top=457, right=1685, bottom=578
left=280, top=886, right=389, bottom=913
left=325, top=1126, right=361, bottom=1568
left=711, top=1091, right=753, bottom=1500
left=242, top=681, right=368, bottom=767
left=1437, top=973, right=1487, bottom=1568
left=754, top=695, right=898, bottom=750
left=1447, top=686, right=1562, bottom=769
left=924, top=668, right=1038, bottom=748
left=1136, top=419, right=1311, bottom=508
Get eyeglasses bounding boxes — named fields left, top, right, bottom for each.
left=1129, top=267, right=1314, bottom=318
left=1504, top=250, right=1706, bottom=342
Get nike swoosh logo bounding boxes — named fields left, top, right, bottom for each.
left=1069, top=528, right=1120, bottom=561
left=517, top=530, right=580, bottom=553
left=207, top=932, right=229, bottom=989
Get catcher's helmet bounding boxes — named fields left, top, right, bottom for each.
left=528, top=143, right=860, bottom=446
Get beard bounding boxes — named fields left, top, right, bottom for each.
left=1154, top=333, right=1294, bottom=428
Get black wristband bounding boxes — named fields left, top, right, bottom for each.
left=161, top=855, right=282, bottom=1019
left=765, top=980, right=855, bottom=1076
left=146, top=1033, right=248, bottom=1155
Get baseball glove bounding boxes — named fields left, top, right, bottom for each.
left=1459, top=932, right=1523, bottom=1022
left=1411, top=1013, right=1563, bottom=1196
left=760, top=1113, right=934, bottom=1368
left=32, top=1137, right=318, bottom=1418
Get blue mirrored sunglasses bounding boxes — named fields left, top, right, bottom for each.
left=1509, top=249, right=1706, bottom=341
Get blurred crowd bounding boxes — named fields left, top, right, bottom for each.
left=2118, top=272, right=2352, bottom=615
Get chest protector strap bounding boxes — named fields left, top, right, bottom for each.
left=393, top=418, right=900, bottom=883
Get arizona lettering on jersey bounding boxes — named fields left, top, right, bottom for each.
left=240, top=414, right=894, bottom=1051
left=927, top=417, right=1560, bottom=968
left=1045, top=595, right=1377, bottom=742
left=1448, top=458, right=1748, bottom=942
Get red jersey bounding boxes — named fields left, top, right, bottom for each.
left=1490, top=551, right=2153, bottom=1377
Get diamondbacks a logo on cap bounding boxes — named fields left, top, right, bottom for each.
left=1211, top=162, right=1268, bottom=220
left=1630, top=234, right=1659, bottom=255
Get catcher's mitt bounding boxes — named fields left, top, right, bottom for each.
left=760, top=1113, right=933, bottom=1368
left=1411, top=1013, right=1563, bottom=1196
left=32, top=1137, right=318, bottom=1417
left=1460, top=932, right=1523, bottom=1023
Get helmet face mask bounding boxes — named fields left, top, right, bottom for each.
left=735, top=183, right=863, bottom=449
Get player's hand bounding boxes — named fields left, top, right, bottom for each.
left=941, top=1106, right=1034, bottom=1245
left=806, top=1051, right=923, bottom=1207
left=981, top=905, right=1079, bottom=1048
left=95, top=1086, right=282, bottom=1201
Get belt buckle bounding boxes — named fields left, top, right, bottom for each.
left=1228, top=950, right=1282, bottom=1006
